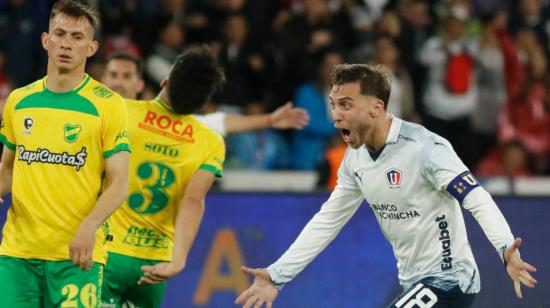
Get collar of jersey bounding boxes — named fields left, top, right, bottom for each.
left=385, top=115, right=402, bottom=145
left=41, top=74, right=90, bottom=95
left=154, top=97, right=173, bottom=112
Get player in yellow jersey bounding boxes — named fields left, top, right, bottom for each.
left=0, top=1, right=130, bottom=307
left=100, top=46, right=226, bottom=308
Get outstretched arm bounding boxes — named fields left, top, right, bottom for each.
left=462, top=187, right=537, bottom=298
left=236, top=184, right=363, bottom=307
left=224, top=102, right=309, bottom=134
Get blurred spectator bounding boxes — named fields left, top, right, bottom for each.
left=372, top=35, right=420, bottom=122
left=145, top=20, right=184, bottom=87
left=0, top=0, right=48, bottom=86
left=289, top=48, right=341, bottom=170
left=225, top=101, right=290, bottom=170
left=418, top=4, right=479, bottom=168
left=499, top=45, right=550, bottom=173
left=476, top=140, right=531, bottom=177
left=274, top=0, right=355, bottom=103
left=509, top=0, right=550, bottom=50
left=471, top=11, right=514, bottom=162
left=398, top=0, right=433, bottom=71
left=217, top=13, right=268, bottom=108
left=341, top=0, right=371, bottom=41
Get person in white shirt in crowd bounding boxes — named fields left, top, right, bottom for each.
left=235, top=64, right=537, bottom=308
left=101, top=52, right=309, bottom=135
left=418, top=4, right=479, bottom=168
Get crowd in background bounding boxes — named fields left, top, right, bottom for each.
left=1, top=0, right=550, bottom=189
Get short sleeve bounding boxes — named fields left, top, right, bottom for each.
left=102, top=96, right=131, bottom=158
left=198, top=132, right=225, bottom=177
left=0, top=93, right=17, bottom=150
left=421, top=138, right=479, bottom=203
left=194, top=112, right=226, bottom=136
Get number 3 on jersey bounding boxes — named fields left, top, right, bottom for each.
left=128, top=161, right=175, bottom=214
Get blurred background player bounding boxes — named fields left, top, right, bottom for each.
left=101, top=52, right=309, bottom=136
left=236, top=64, right=537, bottom=308
left=101, top=46, right=225, bottom=308
left=0, top=1, right=130, bottom=307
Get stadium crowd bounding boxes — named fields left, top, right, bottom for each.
left=1, top=0, right=550, bottom=187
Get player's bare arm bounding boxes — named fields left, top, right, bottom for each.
left=69, top=151, right=129, bottom=270
left=235, top=267, right=278, bottom=308
left=223, top=102, right=309, bottom=134
left=504, top=238, right=538, bottom=299
left=139, top=169, right=215, bottom=285
left=0, top=146, right=14, bottom=204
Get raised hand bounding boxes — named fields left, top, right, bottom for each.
left=269, top=102, right=309, bottom=130
left=235, top=267, right=278, bottom=308
left=504, top=238, right=537, bottom=299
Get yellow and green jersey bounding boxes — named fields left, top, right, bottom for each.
left=107, top=98, right=225, bottom=261
left=0, top=75, right=130, bottom=264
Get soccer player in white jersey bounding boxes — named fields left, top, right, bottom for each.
left=235, top=64, right=537, bottom=308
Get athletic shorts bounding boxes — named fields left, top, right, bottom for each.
left=387, top=280, right=477, bottom=308
left=0, top=255, right=103, bottom=308
left=101, top=252, right=166, bottom=308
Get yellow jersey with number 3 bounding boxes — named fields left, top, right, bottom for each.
left=0, top=75, right=130, bottom=264
left=107, top=98, right=225, bottom=261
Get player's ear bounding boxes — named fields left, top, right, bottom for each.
left=160, top=78, right=168, bottom=88
left=136, top=79, right=145, bottom=94
left=372, top=98, right=385, bottom=116
left=41, top=32, right=49, bottom=51
left=87, top=40, right=98, bottom=58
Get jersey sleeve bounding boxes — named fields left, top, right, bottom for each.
left=102, top=95, right=131, bottom=158
left=0, top=93, right=17, bottom=150
left=267, top=149, right=363, bottom=289
left=194, top=112, right=226, bottom=136
left=421, top=137, right=479, bottom=203
left=198, top=132, right=225, bottom=177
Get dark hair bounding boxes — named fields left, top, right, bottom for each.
left=106, top=52, right=143, bottom=76
left=330, top=64, right=392, bottom=109
left=168, top=45, right=225, bottom=115
left=50, top=0, right=99, bottom=29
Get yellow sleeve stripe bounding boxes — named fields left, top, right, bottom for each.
left=104, top=143, right=131, bottom=158
left=199, top=164, right=222, bottom=177
left=0, top=134, right=15, bottom=151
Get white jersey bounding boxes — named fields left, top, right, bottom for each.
left=194, top=112, right=226, bottom=136
left=268, top=117, right=515, bottom=294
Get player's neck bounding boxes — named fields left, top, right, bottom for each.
left=365, top=114, right=393, bottom=152
left=157, top=87, right=172, bottom=108
left=46, top=62, right=87, bottom=93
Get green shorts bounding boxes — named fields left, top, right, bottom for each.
left=101, top=252, right=166, bottom=308
left=0, top=255, right=103, bottom=308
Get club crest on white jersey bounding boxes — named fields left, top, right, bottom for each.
left=386, top=168, right=402, bottom=189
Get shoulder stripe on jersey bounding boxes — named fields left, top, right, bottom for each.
left=74, top=74, right=91, bottom=93
left=0, top=134, right=15, bottom=150
left=199, top=164, right=222, bottom=177
left=104, top=143, right=131, bottom=158
left=15, top=91, right=99, bottom=116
